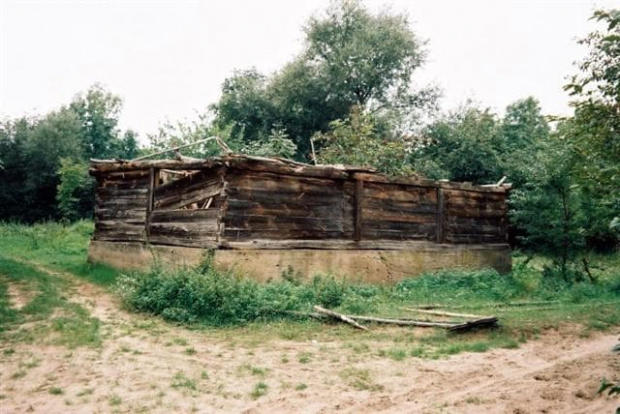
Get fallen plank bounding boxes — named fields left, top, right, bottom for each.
left=345, top=315, right=456, bottom=328
left=404, top=308, right=488, bottom=319
left=448, top=317, right=499, bottom=332
left=313, top=305, right=369, bottom=331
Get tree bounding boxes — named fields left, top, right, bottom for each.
left=411, top=104, right=503, bottom=184
left=305, top=0, right=424, bottom=109
left=22, top=108, right=85, bottom=221
left=314, top=107, right=411, bottom=175
left=211, top=0, right=434, bottom=159
left=70, top=83, right=123, bottom=159
left=564, top=9, right=620, bottom=244
left=499, top=97, right=550, bottom=187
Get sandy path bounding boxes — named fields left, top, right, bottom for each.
left=0, top=264, right=618, bottom=414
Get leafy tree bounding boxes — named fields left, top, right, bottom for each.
left=57, top=158, right=92, bottom=221
left=21, top=108, right=85, bottom=221
left=212, top=0, right=434, bottom=159
left=314, top=107, right=411, bottom=175
left=509, top=136, right=588, bottom=281
left=241, top=126, right=298, bottom=159
left=305, top=0, right=425, bottom=109
left=411, top=104, right=503, bottom=184
left=70, top=83, right=123, bottom=159
left=564, top=9, right=620, bottom=243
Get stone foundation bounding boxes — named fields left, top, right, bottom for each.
left=88, top=240, right=511, bottom=284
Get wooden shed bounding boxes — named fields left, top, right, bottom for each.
left=88, top=155, right=511, bottom=283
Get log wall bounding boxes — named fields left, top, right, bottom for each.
left=94, top=170, right=150, bottom=242
left=93, top=163, right=509, bottom=248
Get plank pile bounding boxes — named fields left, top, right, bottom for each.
left=310, top=305, right=498, bottom=333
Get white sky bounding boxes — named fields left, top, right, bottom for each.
left=0, top=0, right=616, bottom=140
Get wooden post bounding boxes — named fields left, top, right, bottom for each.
left=436, top=187, right=445, bottom=243
left=354, top=178, right=364, bottom=241
left=145, top=167, right=158, bottom=241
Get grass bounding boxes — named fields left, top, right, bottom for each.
left=340, top=368, right=384, bottom=392
left=250, top=382, right=268, bottom=399
left=171, top=371, right=197, bottom=391
left=0, top=221, right=619, bottom=360
left=0, top=255, right=101, bottom=348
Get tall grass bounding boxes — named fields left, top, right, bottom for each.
left=115, top=254, right=620, bottom=327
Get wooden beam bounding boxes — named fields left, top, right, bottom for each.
left=145, top=168, right=158, bottom=240
left=436, top=187, right=445, bottom=243
left=354, top=178, right=364, bottom=241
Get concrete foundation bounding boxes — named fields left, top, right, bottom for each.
left=88, top=240, right=511, bottom=284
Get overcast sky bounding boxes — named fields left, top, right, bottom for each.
left=1, top=0, right=616, bottom=140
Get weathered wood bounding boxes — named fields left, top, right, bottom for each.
left=150, top=209, right=220, bottom=223
left=406, top=309, right=488, bottom=319
left=436, top=188, right=445, bottom=243
left=346, top=315, right=456, bottom=328
left=448, top=317, right=499, bottom=332
left=314, top=306, right=369, bottom=331
left=154, top=186, right=222, bottom=210
left=145, top=168, right=157, bottom=238
left=220, top=239, right=509, bottom=250
left=354, top=178, right=363, bottom=241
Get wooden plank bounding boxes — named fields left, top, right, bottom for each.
left=223, top=229, right=346, bottom=241
left=226, top=199, right=337, bottom=218
left=362, top=210, right=436, bottom=224
left=154, top=185, right=222, bottom=210
left=362, top=198, right=437, bottom=214
left=354, top=178, right=363, bottom=241
left=220, top=239, right=510, bottom=250
left=150, top=209, right=220, bottom=223
left=363, top=182, right=437, bottom=203
left=95, top=208, right=146, bottom=222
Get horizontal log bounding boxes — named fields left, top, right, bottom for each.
left=95, top=208, right=146, bottom=221
left=447, top=208, right=506, bottom=219
left=363, top=183, right=437, bottom=203
left=223, top=229, right=346, bottom=241
left=150, top=209, right=220, bottom=223
left=226, top=179, right=342, bottom=197
left=362, top=210, right=436, bottom=224
left=97, top=187, right=148, bottom=197
left=146, top=235, right=218, bottom=249
left=219, top=239, right=510, bottom=250
left=149, top=222, right=219, bottom=237
left=444, top=190, right=506, bottom=202
left=96, top=197, right=147, bottom=209
left=361, top=229, right=435, bottom=241
left=223, top=214, right=343, bottom=232
left=362, top=197, right=437, bottom=214
left=229, top=171, right=344, bottom=187
left=154, top=186, right=222, bottom=210
left=226, top=190, right=343, bottom=206
left=352, top=172, right=509, bottom=193
left=225, top=199, right=339, bottom=218
left=154, top=170, right=222, bottom=199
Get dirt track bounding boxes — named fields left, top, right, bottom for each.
left=1, top=268, right=619, bottom=414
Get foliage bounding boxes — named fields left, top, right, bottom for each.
left=410, top=103, right=503, bottom=184
left=57, top=158, right=93, bottom=221
left=69, top=83, right=123, bottom=159
left=564, top=9, right=620, bottom=241
left=314, top=107, right=412, bottom=175
left=241, top=126, right=298, bottom=159
left=509, top=137, right=589, bottom=280
left=115, top=258, right=354, bottom=325
left=212, top=0, right=433, bottom=159
left=0, top=256, right=101, bottom=348
left=0, top=84, right=141, bottom=222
